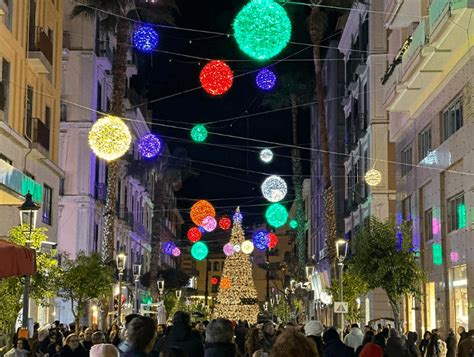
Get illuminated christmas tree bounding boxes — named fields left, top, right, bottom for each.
left=214, top=208, right=260, bottom=323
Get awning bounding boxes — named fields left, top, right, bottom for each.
left=0, top=240, right=36, bottom=278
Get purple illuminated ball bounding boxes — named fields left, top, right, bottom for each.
left=138, top=133, right=162, bottom=159
left=256, top=69, right=277, bottom=91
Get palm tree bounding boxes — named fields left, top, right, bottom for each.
left=262, top=73, right=313, bottom=267
left=308, top=0, right=353, bottom=271
left=72, top=0, right=177, bottom=264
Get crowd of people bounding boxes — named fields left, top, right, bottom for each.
left=3, top=314, right=474, bottom=357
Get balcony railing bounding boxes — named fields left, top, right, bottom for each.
left=29, top=27, right=53, bottom=65
left=25, top=117, right=50, bottom=152
left=0, top=160, right=43, bottom=203
left=429, top=0, right=450, bottom=33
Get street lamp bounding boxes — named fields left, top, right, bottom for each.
left=18, top=192, right=40, bottom=328
left=157, top=277, right=165, bottom=300
left=305, top=264, right=315, bottom=280
left=132, top=264, right=141, bottom=314
left=116, top=252, right=127, bottom=326
left=335, top=239, right=348, bottom=332
left=176, top=289, right=182, bottom=299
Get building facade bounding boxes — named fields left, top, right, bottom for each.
left=0, top=0, right=64, bottom=325
left=383, top=0, right=474, bottom=331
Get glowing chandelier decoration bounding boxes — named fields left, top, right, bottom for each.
left=256, top=68, right=277, bottom=91
left=171, top=247, right=181, bottom=257
left=191, top=124, right=208, bottom=143
left=252, top=230, right=269, bottom=250
left=233, top=0, right=291, bottom=60
left=365, top=169, right=382, bottom=186
left=201, top=216, right=217, bottom=232
left=218, top=216, right=232, bottom=230
left=187, top=227, right=202, bottom=243
left=268, top=233, right=278, bottom=249
left=223, top=243, right=235, bottom=257
left=138, top=133, right=162, bottom=159
left=199, top=60, right=234, bottom=96
left=88, top=115, right=132, bottom=161
left=241, top=240, right=255, bottom=254
left=191, top=241, right=209, bottom=261
left=190, top=200, right=216, bottom=226
left=162, top=241, right=176, bottom=256
left=259, top=148, right=273, bottom=163
left=265, top=203, right=288, bottom=228
left=261, top=175, right=287, bottom=203
left=133, top=24, right=159, bottom=53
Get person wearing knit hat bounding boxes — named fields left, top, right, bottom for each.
left=304, top=321, right=324, bottom=356
left=90, top=344, right=119, bottom=357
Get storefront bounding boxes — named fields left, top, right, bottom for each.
left=450, top=265, right=468, bottom=329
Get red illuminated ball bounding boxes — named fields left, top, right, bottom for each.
left=219, top=217, right=232, bottom=230
left=187, top=227, right=202, bottom=243
left=199, top=60, right=233, bottom=96
left=268, top=233, right=278, bottom=249
left=211, top=277, right=219, bottom=285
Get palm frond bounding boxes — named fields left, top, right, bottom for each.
left=70, top=4, right=97, bottom=19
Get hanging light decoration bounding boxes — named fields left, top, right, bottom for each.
left=223, top=243, right=235, bottom=257
left=133, top=24, right=159, bottom=53
left=201, top=216, right=217, bottom=232
left=88, top=115, right=131, bottom=161
left=211, top=277, right=219, bottom=285
left=187, top=227, right=202, bottom=243
left=138, top=133, right=162, bottom=159
left=265, top=203, right=288, bottom=228
left=171, top=247, right=181, bottom=257
left=221, top=276, right=231, bottom=289
left=233, top=210, right=243, bottom=223
left=233, top=0, right=291, bottom=60
left=252, top=230, right=269, bottom=250
left=261, top=175, right=287, bottom=203
left=233, top=244, right=241, bottom=253
left=199, top=60, right=233, bottom=96
left=241, top=240, right=255, bottom=254
left=191, top=124, right=208, bottom=143
left=259, top=148, right=273, bottom=163
left=190, top=200, right=216, bottom=226
left=162, top=241, right=176, bottom=256
left=289, top=219, right=298, bottom=229
left=256, top=68, right=277, bottom=91
left=268, top=233, right=278, bottom=249
left=365, top=169, right=382, bottom=186
left=218, top=216, right=232, bottom=230
left=191, top=241, right=209, bottom=261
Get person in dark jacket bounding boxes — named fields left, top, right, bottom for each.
left=355, top=331, right=374, bottom=356
left=304, top=320, right=324, bottom=356
left=458, top=329, right=474, bottom=357
left=60, top=334, right=87, bottom=357
left=157, top=311, right=204, bottom=357
left=260, top=321, right=276, bottom=353
left=406, top=332, right=421, bottom=357
left=322, top=328, right=354, bottom=357
left=420, top=331, right=432, bottom=355
left=204, top=319, right=236, bottom=357
left=82, top=329, right=94, bottom=352
left=119, top=316, right=157, bottom=357
left=445, top=329, right=456, bottom=357
left=458, top=326, right=469, bottom=352
left=385, top=329, right=405, bottom=357
left=234, top=321, right=248, bottom=356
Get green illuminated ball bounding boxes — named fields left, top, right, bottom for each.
left=289, top=219, right=298, bottom=229
left=191, top=241, right=209, bottom=261
left=233, top=0, right=291, bottom=60
left=265, top=203, right=288, bottom=228
left=191, top=124, right=208, bottom=143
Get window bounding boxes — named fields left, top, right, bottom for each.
left=402, top=196, right=412, bottom=221
left=93, top=224, right=99, bottom=252
left=213, top=262, right=220, bottom=271
left=42, top=185, right=53, bottom=225
left=60, top=102, right=67, bottom=121
left=424, top=209, right=433, bottom=241
left=45, top=106, right=51, bottom=128
left=401, top=146, right=412, bottom=176
left=448, top=194, right=466, bottom=232
left=97, top=83, right=102, bottom=112
left=442, top=97, right=463, bottom=141
left=0, top=58, right=10, bottom=123
left=59, top=177, right=64, bottom=195
left=418, top=125, right=432, bottom=161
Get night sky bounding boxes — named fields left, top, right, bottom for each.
left=134, top=0, right=313, bottom=235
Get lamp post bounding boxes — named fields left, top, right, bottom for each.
left=157, top=277, right=165, bottom=301
left=335, top=239, right=348, bottom=333
left=18, top=192, right=40, bottom=328
left=132, top=264, right=141, bottom=314
left=116, top=252, right=127, bottom=326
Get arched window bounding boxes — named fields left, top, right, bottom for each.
left=213, top=262, right=220, bottom=271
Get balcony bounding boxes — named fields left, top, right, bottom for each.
left=25, top=117, right=50, bottom=154
left=386, top=1, right=473, bottom=114
left=28, top=27, right=53, bottom=74
left=0, top=160, right=43, bottom=205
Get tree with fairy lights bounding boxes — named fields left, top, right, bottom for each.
left=214, top=208, right=260, bottom=323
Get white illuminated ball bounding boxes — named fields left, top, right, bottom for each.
left=233, top=244, right=241, bottom=253
left=241, top=240, right=255, bottom=254
left=260, top=148, right=273, bottom=163
left=261, top=175, right=287, bottom=202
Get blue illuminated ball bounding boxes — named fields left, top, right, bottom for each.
left=162, top=241, right=176, bottom=256
left=256, top=68, right=277, bottom=91
left=138, top=133, right=162, bottom=159
left=133, top=25, right=159, bottom=53
left=252, top=230, right=269, bottom=250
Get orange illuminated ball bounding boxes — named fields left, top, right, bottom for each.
left=190, top=200, right=216, bottom=226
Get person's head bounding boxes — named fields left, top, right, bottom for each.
left=263, top=321, right=275, bottom=336
left=364, top=325, right=372, bottom=333
left=374, top=334, right=385, bottom=348
left=90, top=344, right=119, bottom=357
left=304, top=320, right=324, bottom=337
left=195, top=322, right=205, bottom=333
left=389, top=328, right=400, bottom=338
left=172, top=311, right=191, bottom=327
left=468, top=329, right=474, bottom=337
left=205, top=319, right=234, bottom=344
left=322, top=328, right=340, bottom=343
left=65, top=334, right=81, bottom=351
left=16, top=338, right=29, bottom=351
left=84, top=328, right=93, bottom=341
left=92, top=331, right=106, bottom=345
left=382, top=327, right=389, bottom=338
left=458, top=326, right=466, bottom=335
left=91, top=324, right=99, bottom=332
left=407, top=331, right=418, bottom=343
left=157, top=324, right=166, bottom=336
left=126, top=316, right=157, bottom=353
left=124, top=314, right=139, bottom=329
left=424, top=331, right=432, bottom=340
left=69, top=323, right=76, bottom=332
left=362, top=331, right=374, bottom=346
left=49, top=333, right=58, bottom=344
left=269, top=329, right=317, bottom=357
left=351, top=323, right=359, bottom=329
left=111, top=324, right=119, bottom=332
